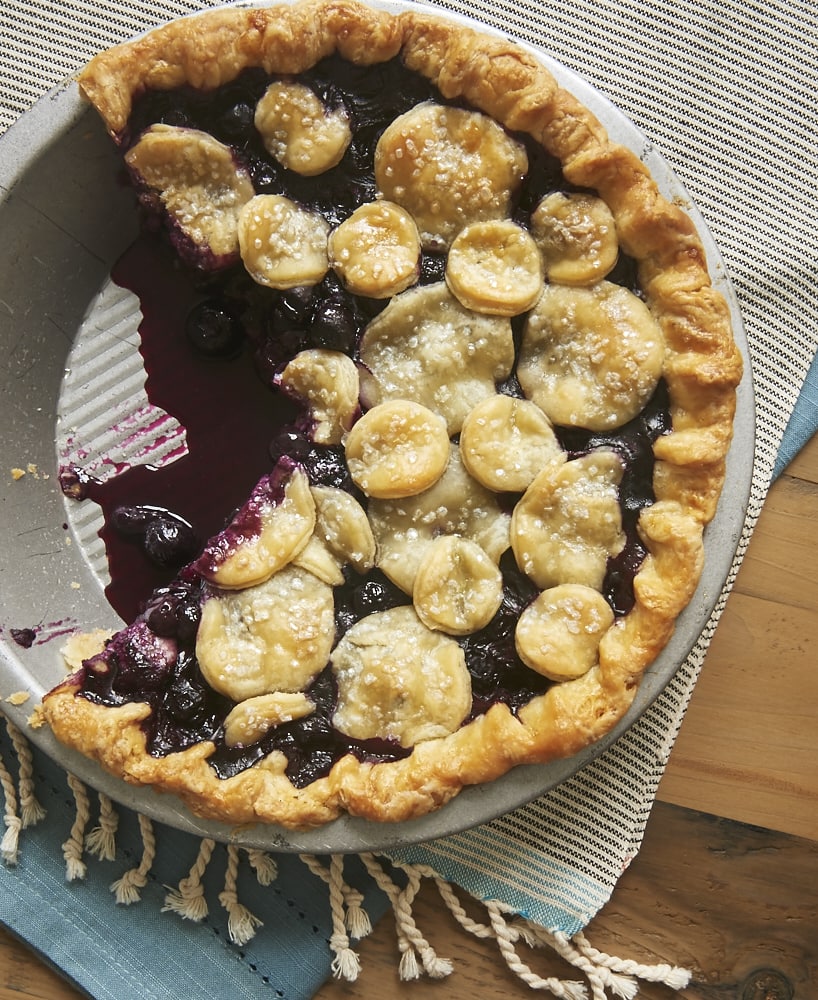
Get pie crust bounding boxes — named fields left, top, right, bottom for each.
left=40, top=0, right=742, bottom=830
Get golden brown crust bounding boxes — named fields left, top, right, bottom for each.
left=78, top=1, right=404, bottom=135
left=42, top=0, right=743, bottom=830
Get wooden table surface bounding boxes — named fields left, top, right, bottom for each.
left=2, top=432, right=816, bottom=999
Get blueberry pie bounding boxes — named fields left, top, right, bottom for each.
left=40, top=0, right=743, bottom=829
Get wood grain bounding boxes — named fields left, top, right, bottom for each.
left=0, top=928, right=84, bottom=1000
left=658, top=436, right=818, bottom=841
left=3, top=433, right=816, bottom=997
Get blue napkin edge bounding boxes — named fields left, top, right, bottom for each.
left=773, top=349, right=818, bottom=479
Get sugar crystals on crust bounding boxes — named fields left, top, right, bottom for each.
left=40, top=0, right=742, bottom=831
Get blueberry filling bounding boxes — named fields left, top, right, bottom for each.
left=65, top=54, right=671, bottom=787
left=208, top=668, right=412, bottom=785
left=555, top=381, right=672, bottom=616
left=461, top=552, right=548, bottom=717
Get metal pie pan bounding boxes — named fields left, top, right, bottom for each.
left=0, top=1, right=754, bottom=853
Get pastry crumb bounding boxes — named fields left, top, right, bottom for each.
left=10, top=463, right=47, bottom=481
left=5, top=691, right=30, bottom=706
left=61, top=629, right=113, bottom=669
left=28, top=705, right=46, bottom=729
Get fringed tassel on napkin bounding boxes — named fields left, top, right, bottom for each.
left=110, top=813, right=156, bottom=904
left=62, top=772, right=90, bottom=881
left=299, top=853, right=373, bottom=940
left=298, top=852, right=374, bottom=980
left=361, top=852, right=453, bottom=981
left=219, top=843, right=264, bottom=946
left=246, top=847, right=278, bottom=886
left=569, top=931, right=691, bottom=993
left=326, top=854, right=362, bottom=980
left=0, top=719, right=45, bottom=865
left=163, top=837, right=216, bottom=921
left=162, top=841, right=277, bottom=928
left=85, top=792, right=118, bottom=861
left=0, top=745, right=22, bottom=865
left=393, top=861, right=692, bottom=999
left=5, top=719, right=46, bottom=830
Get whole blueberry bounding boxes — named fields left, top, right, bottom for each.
left=160, top=108, right=192, bottom=129
left=353, top=576, right=405, bottom=617
left=269, top=429, right=311, bottom=466
left=419, top=251, right=447, bottom=284
left=175, top=600, right=202, bottom=643
left=309, top=295, right=358, bottom=354
left=111, top=504, right=160, bottom=537
left=143, top=517, right=199, bottom=569
left=271, top=286, right=314, bottom=333
left=166, top=674, right=208, bottom=724
left=146, top=595, right=179, bottom=637
left=218, top=100, right=255, bottom=141
left=246, top=155, right=280, bottom=192
left=185, top=299, right=244, bottom=359
left=302, top=445, right=354, bottom=491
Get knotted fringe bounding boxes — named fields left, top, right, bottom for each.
left=300, top=854, right=361, bottom=983
left=569, top=932, right=691, bottom=993
left=85, top=792, right=118, bottom=861
left=361, top=852, right=453, bottom=981
left=219, top=843, right=265, bottom=945
left=377, top=861, right=691, bottom=998
left=246, top=847, right=278, bottom=886
left=3, top=733, right=692, bottom=997
left=6, top=720, right=46, bottom=829
left=299, top=852, right=373, bottom=980
left=62, top=772, right=90, bottom=881
left=110, top=813, right=156, bottom=904
left=0, top=720, right=46, bottom=865
left=163, top=837, right=216, bottom=921
left=0, top=744, right=22, bottom=865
